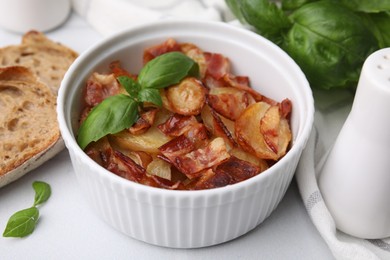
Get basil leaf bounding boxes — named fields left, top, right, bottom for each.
left=77, top=94, right=138, bottom=149
left=340, top=0, right=390, bottom=13
left=361, top=12, right=390, bottom=49
left=281, top=0, right=315, bottom=11
left=283, top=1, right=378, bottom=89
left=138, top=52, right=199, bottom=89
left=33, top=181, right=51, bottom=207
left=240, top=0, right=291, bottom=45
left=3, top=207, right=39, bottom=238
left=117, top=76, right=140, bottom=98
left=138, top=88, right=162, bottom=107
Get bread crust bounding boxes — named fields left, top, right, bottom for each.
left=0, top=66, right=63, bottom=187
left=0, top=30, right=78, bottom=95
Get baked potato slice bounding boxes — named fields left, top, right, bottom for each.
left=109, top=109, right=172, bottom=154
left=164, top=77, right=206, bottom=116
left=235, top=102, right=291, bottom=160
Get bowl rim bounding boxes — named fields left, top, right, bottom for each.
left=57, top=19, right=314, bottom=199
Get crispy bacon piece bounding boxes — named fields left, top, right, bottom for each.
left=157, top=114, right=209, bottom=147
left=84, top=72, right=121, bottom=107
left=158, top=135, right=195, bottom=160
left=204, top=52, right=230, bottom=79
left=129, top=108, right=159, bottom=135
left=172, top=137, right=230, bottom=179
left=223, top=74, right=278, bottom=105
left=184, top=122, right=209, bottom=148
left=215, top=156, right=261, bottom=183
left=191, top=156, right=261, bottom=190
left=143, top=38, right=181, bottom=64
left=109, top=60, right=135, bottom=79
left=280, top=98, right=292, bottom=121
left=150, top=175, right=183, bottom=190
left=208, top=86, right=255, bottom=121
left=158, top=114, right=199, bottom=137
left=191, top=169, right=232, bottom=190
left=109, top=150, right=146, bottom=183
left=85, top=137, right=113, bottom=167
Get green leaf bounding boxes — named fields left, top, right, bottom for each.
left=281, top=0, right=316, bottom=11
left=33, top=181, right=51, bottom=207
left=339, top=0, right=390, bottom=13
left=138, top=88, right=162, bottom=107
left=240, top=0, right=292, bottom=45
left=361, top=12, right=390, bottom=48
left=77, top=94, right=138, bottom=149
left=117, top=76, right=140, bottom=98
left=282, top=1, right=378, bottom=89
left=3, top=207, right=39, bottom=238
left=138, top=52, right=199, bottom=89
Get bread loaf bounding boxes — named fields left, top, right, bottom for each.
left=0, top=30, right=78, bottom=95
left=0, top=66, right=64, bottom=187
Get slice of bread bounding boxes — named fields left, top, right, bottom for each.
left=0, top=31, right=78, bottom=95
left=0, top=66, right=64, bottom=187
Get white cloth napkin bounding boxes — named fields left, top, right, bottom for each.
left=71, top=1, right=390, bottom=259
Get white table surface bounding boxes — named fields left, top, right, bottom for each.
left=0, top=12, right=335, bottom=260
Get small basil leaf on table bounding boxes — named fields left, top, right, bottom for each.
left=33, top=181, right=51, bottom=206
left=77, top=94, right=139, bottom=150
left=3, top=207, right=39, bottom=238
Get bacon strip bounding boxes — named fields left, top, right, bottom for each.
left=173, top=137, right=230, bottom=179
left=204, top=52, right=230, bottom=79
left=84, top=72, right=121, bottom=107
left=143, top=38, right=181, bottom=64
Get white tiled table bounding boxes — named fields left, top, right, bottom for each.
left=0, top=12, right=334, bottom=260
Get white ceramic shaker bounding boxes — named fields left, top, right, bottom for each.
left=319, top=48, right=390, bottom=239
left=0, top=0, right=71, bottom=33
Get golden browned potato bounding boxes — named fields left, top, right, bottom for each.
left=181, top=43, right=207, bottom=78
left=146, top=157, right=172, bottom=180
left=164, top=77, right=206, bottom=115
left=109, top=109, right=172, bottom=154
left=235, top=102, right=291, bottom=160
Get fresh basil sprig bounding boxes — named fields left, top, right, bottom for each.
left=3, top=181, right=51, bottom=238
left=77, top=51, right=199, bottom=150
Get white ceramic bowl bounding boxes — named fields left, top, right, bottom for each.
left=57, top=20, right=314, bottom=248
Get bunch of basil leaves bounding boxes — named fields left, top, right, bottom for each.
left=226, top=0, right=390, bottom=90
